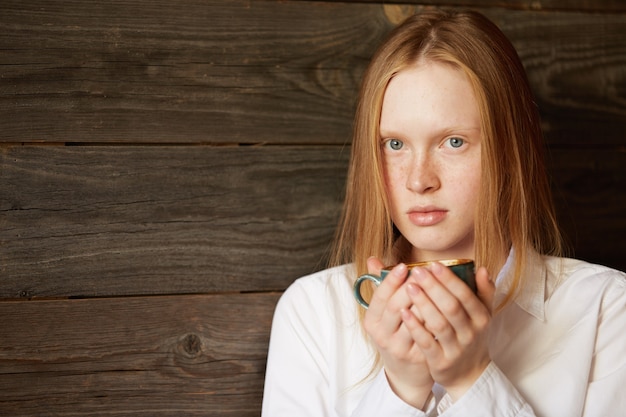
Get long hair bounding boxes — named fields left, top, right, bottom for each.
left=330, top=9, right=563, bottom=310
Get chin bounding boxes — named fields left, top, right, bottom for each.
left=405, top=238, right=474, bottom=261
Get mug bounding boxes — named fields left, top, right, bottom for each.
left=353, top=259, right=476, bottom=309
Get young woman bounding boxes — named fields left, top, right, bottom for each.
left=262, top=9, right=625, bottom=416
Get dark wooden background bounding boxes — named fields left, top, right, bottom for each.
left=1, top=1, right=624, bottom=415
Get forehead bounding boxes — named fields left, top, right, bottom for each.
left=380, top=62, right=481, bottom=135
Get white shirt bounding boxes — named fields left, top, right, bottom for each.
left=262, top=251, right=626, bottom=416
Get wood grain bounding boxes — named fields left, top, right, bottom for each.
left=484, top=10, right=626, bottom=147
left=549, top=148, right=626, bottom=271
left=0, top=144, right=349, bottom=298
left=334, top=0, right=626, bottom=12
left=0, top=2, right=625, bottom=416
left=1, top=144, right=624, bottom=299
left=0, top=292, right=281, bottom=416
left=1, top=1, right=624, bottom=146
left=0, top=0, right=389, bottom=144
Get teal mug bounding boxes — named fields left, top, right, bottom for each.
left=353, top=259, right=476, bottom=309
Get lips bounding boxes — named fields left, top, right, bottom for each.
left=407, top=206, right=448, bottom=226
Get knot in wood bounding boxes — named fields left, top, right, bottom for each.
left=182, top=333, right=202, bottom=356
left=384, top=5, right=420, bottom=25
left=19, top=289, right=32, bottom=298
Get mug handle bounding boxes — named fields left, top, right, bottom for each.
left=353, top=273, right=383, bottom=309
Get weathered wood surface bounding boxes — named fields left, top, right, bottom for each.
left=0, top=1, right=625, bottom=416
left=0, top=145, right=349, bottom=298
left=1, top=145, right=623, bottom=299
left=1, top=1, right=625, bottom=147
left=0, top=0, right=386, bottom=144
left=337, top=0, right=626, bottom=12
left=549, top=148, right=626, bottom=271
left=485, top=10, right=626, bottom=147
left=0, top=292, right=280, bottom=416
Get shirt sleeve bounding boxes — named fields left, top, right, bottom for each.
left=261, top=281, right=333, bottom=417
left=350, top=368, right=436, bottom=417
left=261, top=278, right=435, bottom=417
left=436, top=362, right=536, bottom=416
left=579, top=272, right=626, bottom=416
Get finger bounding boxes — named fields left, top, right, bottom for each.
left=409, top=303, right=424, bottom=322
left=427, top=263, right=490, bottom=344
left=411, top=267, right=464, bottom=339
left=406, top=272, right=456, bottom=344
left=368, top=310, right=415, bottom=353
left=429, top=262, right=489, bottom=322
left=366, top=256, right=385, bottom=276
left=400, top=306, right=441, bottom=353
left=429, top=262, right=479, bottom=304
left=362, top=260, right=415, bottom=352
left=366, top=262, right=409, bottom=318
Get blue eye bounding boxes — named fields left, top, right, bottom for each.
left=447, top=137, right=464, bottom=148
left=385, top=139, right=404, bottom=151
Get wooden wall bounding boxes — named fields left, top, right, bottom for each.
left=1, top=0, right=624, bottom=415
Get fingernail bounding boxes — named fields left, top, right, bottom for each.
left=394, top=263, right=408, bottom=276
left=410, top=266, right=426, bottom=281
left=431, top=261, right=444, bottom=275
left=406, top=283, right=420, bottom=296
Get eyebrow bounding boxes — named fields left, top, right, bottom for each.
left=378, top=126, right=481, bottom=139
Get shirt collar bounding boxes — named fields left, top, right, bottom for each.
left=494, top=248, right=547, bottom=321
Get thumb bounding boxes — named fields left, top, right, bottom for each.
left=366, top=256, right=385, bottom=275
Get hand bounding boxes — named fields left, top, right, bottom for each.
left=363, top=257, right=434, bottom=409
left=400, top=262, right=495, bottom=401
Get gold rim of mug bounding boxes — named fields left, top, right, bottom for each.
left=383, top=258, right=473, bottom=270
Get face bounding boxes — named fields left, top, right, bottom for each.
left=379, top=61, right=482, bottom=261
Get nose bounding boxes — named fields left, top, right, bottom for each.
left=406, top=153, right=440, bottom=193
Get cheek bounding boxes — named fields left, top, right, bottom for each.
left=453, top=152, right=481, bottom=187
left=382, top=161, right=406, bottom=196
left=452, top=167, right=481, bottom=208
left=468, top=160, right=482, bottom=197
left=381, top=161, right=405, bottom=212
left=382, top=164, right=393, bottom=201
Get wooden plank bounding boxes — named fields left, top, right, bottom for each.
left=1, top=1, right=625, bottom=146
left=483, top=10, right=626, bottom=147
left=1, top=144, right=624, bottom=297
left=0, top=0, right=389, bottom=144
left=0, top=292, right=281, bottom=416
left=0, top=145, right=349, bottom=298
left=549, top=148, right=626, bottom=272
left=332, top=0, right=626, bottom=12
